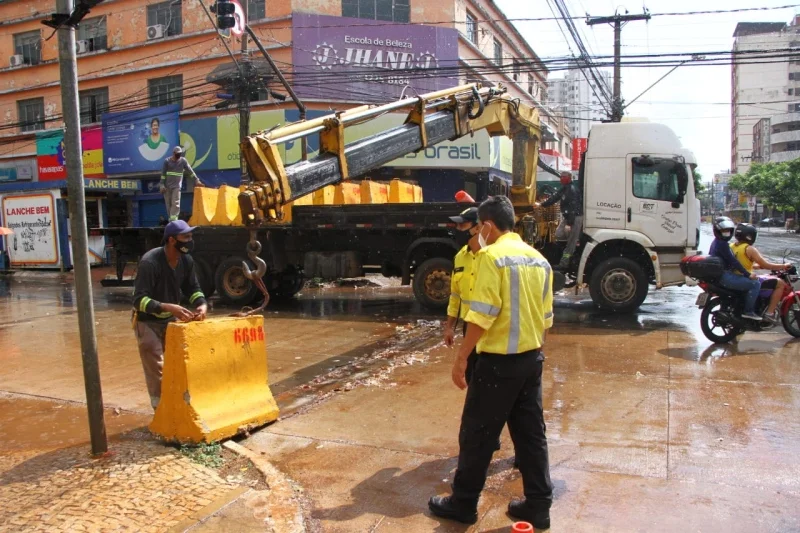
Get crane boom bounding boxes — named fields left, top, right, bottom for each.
left=238, top=84, right=542, bottom=225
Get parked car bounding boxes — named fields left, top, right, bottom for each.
left=760, top=217, right=785, bottom=227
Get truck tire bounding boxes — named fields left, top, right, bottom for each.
left=413, top=257, right=453, bottom=311
left=588, top=257, right=648, bottom=313
left=215, top=256, right=259, bottom=306
left=195, top=258, right=215, bottom=298
left=269, top=265, right=306, bottom=300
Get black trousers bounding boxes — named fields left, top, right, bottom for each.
left=452, top=350, right=553, bottom=507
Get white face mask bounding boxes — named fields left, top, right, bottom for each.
left=478, top=223, right=492, bottom=249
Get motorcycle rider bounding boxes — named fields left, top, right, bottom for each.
left=731, top=223, right=791, bottom=324
left=709, top=217, right=763, bottom=321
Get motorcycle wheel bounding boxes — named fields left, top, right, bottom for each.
left=781, top=302, right=800, bottom=338
left=700, top=297, right=743, bottom=344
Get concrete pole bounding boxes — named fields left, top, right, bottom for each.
left=56, top=0, right=108, bottom=456
left=612, top=20, right=622, bottom=122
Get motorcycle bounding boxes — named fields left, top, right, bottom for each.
left=681, top=253, right=800, bottom=343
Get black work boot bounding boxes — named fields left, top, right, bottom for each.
left=508, top=499, right=550, bottom=530
left=428, top=495, right=478, bottom=524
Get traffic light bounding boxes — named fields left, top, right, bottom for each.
left=212, top=0, right=236, bottom=30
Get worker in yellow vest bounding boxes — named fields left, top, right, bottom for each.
left=429, top=196, right=554, bottom=530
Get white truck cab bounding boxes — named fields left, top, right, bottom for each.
left=576, top=121, right=699, bottom=311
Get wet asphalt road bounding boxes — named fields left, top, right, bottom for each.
left=2, top=223, right=800, bottom=531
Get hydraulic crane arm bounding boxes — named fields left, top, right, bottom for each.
left=238, top=84, right=541, bottom=225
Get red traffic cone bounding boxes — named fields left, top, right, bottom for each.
left=512, top=522, right=534, bottom=533
left=455, top=190, right=475, bottom=203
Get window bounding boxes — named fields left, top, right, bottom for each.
left=466, top=12, right=477, bottom=44
left=493, top=38, right=502, bottom=66
left=147, top=1, right=182, bottom=37
left=248, top=0, right=265, bottom=20
left=149, top=75, right=183, bottom=108
left=527, top=74, right=534, bottom=95
left=77, top=16, right=107, bottom=52
left=342, top=0, right=409, bottom=23
left=788, top=142, right=800, bottom=151
left=632, top=157, right=688, bottom=203
left=79, top=87, right=109, bottom=124
left=18, top=98, right=45, bottom=133
left=790, top=88, right=795, bottom=96
left=512, top=61, right=521, bottom=82
left=14, top=30, right=41, bottom=66
left=789, top=103, right=800, bottom=112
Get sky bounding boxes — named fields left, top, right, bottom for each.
left=495, top=0, right=799, bottom=182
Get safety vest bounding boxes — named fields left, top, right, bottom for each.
left=447, top=245, right=476, bottom=320
left=730, top=242, right=754, bottom=274
left=464, top=232, right=554, bottom=355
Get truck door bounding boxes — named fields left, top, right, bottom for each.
left=626, top=155, right=689, bottom=248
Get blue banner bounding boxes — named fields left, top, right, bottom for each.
left=179, top=117, right=217, bottom=171
left=102, top=104, right=180, bottom=175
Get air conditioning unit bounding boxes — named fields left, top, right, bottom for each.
left=147, top=24, right=166, bottom=40
left=10, top=54, right=24, bottom=67
left=76, top=40, right=90, bottom=54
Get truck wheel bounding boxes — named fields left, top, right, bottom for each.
left=215, top=256, right=259, bottom=306
left=195, top=259, right=215, bottom=298
left=413, top=257, right=453, bottom=310
left=589, top=257, right=648, bottom=312
left=269, top=266, right=306, bottom=300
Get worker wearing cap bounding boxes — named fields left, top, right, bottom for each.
left=429, top=196, right=554, bottom=529
left=132, top=220, right=208, bottom=410
left=444, top=207, right=480, bottom=374
left=161, top=146, right=203, bottom=221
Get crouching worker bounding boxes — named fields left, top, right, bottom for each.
left=132, top=220, right=208, bottom=410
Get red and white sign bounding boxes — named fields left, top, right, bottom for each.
left=1, top=192, right=60, bottom=266
left=572, top=138, right=588, bottom=170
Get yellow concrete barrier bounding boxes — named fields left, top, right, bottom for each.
left=389, top=178, right=416, bottom=203
left=149, top=316, right=279, bottom=444
left=211, top=185, right=243, bottom=226
left=278, top=192, right=314, bottom=224
left=360, top=180, right=388, bottom=204
left=335, top=182, right=362, bottom=204
left=313, top=185, right=336, bottom=205
left=412, top=184, right=423, bottom=203
left=188, top=187, right=219, bottom=226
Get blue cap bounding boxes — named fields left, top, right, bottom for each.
left=164, top=220, right=196, bottom=239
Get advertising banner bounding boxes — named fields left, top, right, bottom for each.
left=103, top=104, right=180, bottom=174
left=0, top=159, right=36, bottom=182
left=217, top=110, right=285, bottom=169
left=1, top=192, right=59, bottom=266
left=292, top=13, right=458, bottom=101
left=37, top=126, right=104, bottom=180
left=571, top=137, right=587, bottom=170
left=180, top=117, right=217, bottom=171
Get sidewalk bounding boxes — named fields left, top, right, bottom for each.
left=0, top=393, right=302, bottom=532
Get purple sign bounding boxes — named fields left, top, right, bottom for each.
left=292, top=13, right=458, bottom=101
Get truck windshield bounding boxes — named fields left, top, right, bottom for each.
left=632, top=157, right=687, bottom=203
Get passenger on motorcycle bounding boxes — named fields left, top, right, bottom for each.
left=709, top=217, right=763, bottom=321
left=731, top=223, right=792, bottom=324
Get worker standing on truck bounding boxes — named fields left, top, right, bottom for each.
left=429, top=196, right=554, bottom=529
left=161, top=146, right=204, bottom=222
left=536, top=171, right=582, bottom=270
left=132, top=220, right=208, bottom=410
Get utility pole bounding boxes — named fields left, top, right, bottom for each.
left=239, top=0, right=251, bottom=184
left=587, top=11, right=651, bottom=122
left=54, top=0, right=108, bottom=456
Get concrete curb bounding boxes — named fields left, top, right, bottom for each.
left=222, top=441, right=307, bottom=533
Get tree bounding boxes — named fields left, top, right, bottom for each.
left=730, top=162, right=800, bottom=223
left=693, top=169, right=705, bottom=193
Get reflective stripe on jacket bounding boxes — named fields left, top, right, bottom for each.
left=464, top=232, right=554, bottom=354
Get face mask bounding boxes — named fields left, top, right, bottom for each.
left=454, top=226, right=474, bottom=248
left=175, top=239, right=194, bottom=254
left=478, top=223, right=492, bottom=249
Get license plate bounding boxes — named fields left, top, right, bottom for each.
left=695, top=293, right=709, bottom=307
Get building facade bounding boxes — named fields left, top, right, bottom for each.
left=548, top=68, right=611, bottom=140
left=731, top=19, right=800, bottom=174
left=0, top=0, right=557, bottom=268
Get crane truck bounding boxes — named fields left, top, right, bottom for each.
left=235, top=83, right=699, bottom=312
left=102, top=83, right=698, bottom=312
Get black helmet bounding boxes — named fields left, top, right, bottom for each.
left=735, top=223, right=757, bottom=245
left=713, top=216, right=736, bottom=242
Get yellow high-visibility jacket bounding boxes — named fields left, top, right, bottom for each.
left=447, top=245, right=476, bottom=320
left=464, top=232, right=554, bottom=354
